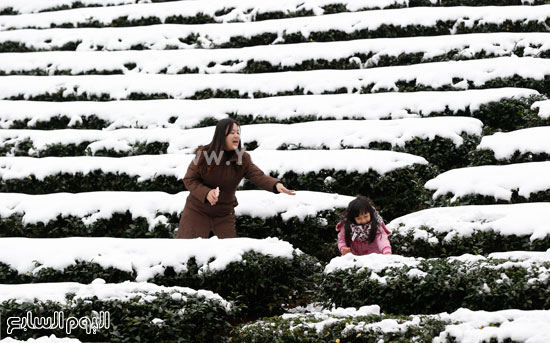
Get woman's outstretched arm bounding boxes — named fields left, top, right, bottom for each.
left=243, top=152, right=289, bottom=193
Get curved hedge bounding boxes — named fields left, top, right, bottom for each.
left=470, top=149, right=550, bottom=166
left=235, top=309, right=447, bottom=343
left=0, top=251, right=320, bottom=318
left=0, top=285, right=233, bottom=342
left=0, top=164, right=435, bottom=220
left=0, top=1, right=181, bottom=16
left=0, top=134, right=479, bottom=171
left=1, top=95, right=543, bottom=132
left=391, top=226, right=550, bottom=258
left=2, top=19, right=550, bottom=52
left=365, top=134, right=480, bottom=171
left=4, top=76, right=550, bottom=102
left=3, top=34, right=550, bottom=77
left=0, top=138, right=170, bottom=158
left=234, top=305, right=550, bottom=343
left=0, top=46, right=535, bottom=76
left=430, top=190, right=550, bottom=207
left=253, top=165, right=437, bottom=221
left=1, top=0, right=545, bottom=16
left=318, top=254, right=550, bottom=314
left=0, top=211, right=342, bottom=262
left=425, top=161, right=550, bottom=207
left=0, top=172, right=185, bottom=194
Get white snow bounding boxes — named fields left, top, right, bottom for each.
left=243, top=304, right=381, bottom=333
left=245, top=306, right=550, bottom=342
left=532, top=100, right=550, bottom=119
left=344, top=316, right=423, bottom=336
left=434, top=308, right=550, bottom=343
left=424, top=162, right=550, bottom=202
left=0, top=280, right=231, bottom=310
left=1, top=32, right=549, bottom=75
left=0, top=150, right=428, bottom=181
left=0, top=236, right=299, bottom=280
left=0, top=57, right=545, bottom=100
left=0, top=190, right=353, bottom=227
left=0, top=88, right=536, bottom=129
left=477, top=126, right=550, bottom=160
left=0, top=0, right=157, bottom=15
left=0, top=117, right=483, bottom=156
left=324, top=250, right=550, bottom=275
left=388, top=203, right=550, bottom=241
left=302, top=307, right=550, bottom=342
left=324, top=253, right=421, bottom=274
left=488, top=250, right=550, bottom=263
left=0, top=0, right=414, bottom=30
left=2, top=6, right=550, bottom=50
left=0, top=0, right=408, bottom=16
left=282, top=305, right=381, bottom=333
left=0, top=336, right=81, bottom=343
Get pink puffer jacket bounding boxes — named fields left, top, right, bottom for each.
left=336, top=220, right=392, bottom=255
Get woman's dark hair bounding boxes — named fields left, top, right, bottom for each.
left=195, top=118, right=242, bottom=174
left=339, top=195, right=379, bottom=246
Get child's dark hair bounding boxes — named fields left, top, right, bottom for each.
left=340, top=195, right=379, bottom=246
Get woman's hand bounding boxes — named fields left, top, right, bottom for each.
left=341, top=247, right=351, bottom=256
left=207, top=187, right=219, bottom=205
left=276, top=183, right=296, bottom=195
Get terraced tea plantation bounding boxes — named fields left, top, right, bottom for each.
left=1, top=0, right=550, bottom=342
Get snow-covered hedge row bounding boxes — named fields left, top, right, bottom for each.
left=0, top=88, right=541, bottom=131
left=0, top=281, right=233, bottom=343
left=0, top=150, right=434, bottom=219
left=0, top=0, right=181, bottom=16
left=425, top=161, right=550, bottom=206
left=3, top=33, right=550, bottom=76
left=2, top=6, right=550, bottom=51
left=0, top=191, right=352, bottom=261
left=318, top=251, right=550, bottom=314
left=2, top=58, right=549, bottom=108
left=0, top=118, right=482, bottom=170
left=235, top=306, right=550, bottom=343
left=388, top=203, right=550, bottom=257
left=0, top=0, right=462, bottom=30
left=0, top=237, right=320, bottom=317
left=471, top=126, right=550, bottom=165
left=235, top=305, right=445, bottom=342
left=0, top=0, right=393, bottom=29
left=0, top=0, right=407, bottom=17
left=0, top=1, right=546, bottom=30
left=0, top=0, right=541, bottom=16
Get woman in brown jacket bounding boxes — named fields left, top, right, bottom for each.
left=176, top=118, right=296, bottom=239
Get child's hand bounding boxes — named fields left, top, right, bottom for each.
left=340, top=247, right=351, bottom=256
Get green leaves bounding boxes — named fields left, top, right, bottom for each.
left=0, top=292, right=233, bottom=342
left=392, top=226, right=550, bottom=258
left=317, top=258, right=550, bottom=314
left=0, top=252, right=320, bottom=320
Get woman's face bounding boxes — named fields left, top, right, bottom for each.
left=354, top=211, right=371, bottom=225
left=224, top=123, right=240, bottom=151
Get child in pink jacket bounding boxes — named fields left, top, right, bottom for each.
left=336, top=195, right=391, bottom=256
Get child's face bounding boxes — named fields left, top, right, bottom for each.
left=354, top=211, right=371, bottom=225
